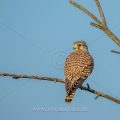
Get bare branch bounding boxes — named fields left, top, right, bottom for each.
left=111, top=50, right=120, bottom=54
left=94, top=0, right=107, bottom=27
left=90, top=22, right=120, bottom=46
left=69, top=0, right=120, bottom=47
left=81, top=86, right=120, bottom=104
left=90, top=22, right=103, bottom=30
left=104, top=28, right=120, bottom=47
left=69, top=0, right=101, bottom=24
left=0, top=72, right=120, bottom=104
left=0, top=73, right=64, bottom=83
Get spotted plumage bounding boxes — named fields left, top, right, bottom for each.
left=64, top=41, right=94, bottom=102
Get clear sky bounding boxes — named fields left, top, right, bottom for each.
left=0, top=0, right=120, bottom=120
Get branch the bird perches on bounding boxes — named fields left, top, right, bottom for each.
left=69, top=0, right=120, bottom=53
left=0, top=73, right=120, bottom=104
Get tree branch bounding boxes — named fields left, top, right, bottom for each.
left=94, top=0, right=107, bottom=27
left=0, top=72, right=120, bottom=104
left=0, top=73, right=64, bottom=83
left=90, top=22, right=104, bottom=30
left=111, top=50, right=120, bottom=54
left=69, top=0, right=101, bottom=24
left=69, top=0, right=120, bottom=47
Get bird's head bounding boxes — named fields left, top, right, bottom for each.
left=73, top=40, right=88, bottom=51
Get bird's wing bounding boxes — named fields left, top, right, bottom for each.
left=64, top=51, right=93, bottom=92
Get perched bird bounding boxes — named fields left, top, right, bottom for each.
left=64, top=40, right=94, bottom=102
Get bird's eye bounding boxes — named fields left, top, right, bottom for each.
left=78, top=44, right=81, bottom=46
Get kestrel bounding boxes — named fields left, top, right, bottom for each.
left=64, top=40, right=94, bottom=102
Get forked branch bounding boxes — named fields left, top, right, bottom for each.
left=94, top=0, right=107, bottom=27
left=69, top=0, right=120, bottom=47
left=0, top=72, right=120, bottom=104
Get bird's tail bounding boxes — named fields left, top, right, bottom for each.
left=65, top=92, right=75, bottom=103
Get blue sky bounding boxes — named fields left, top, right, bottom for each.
left=0, top=0, right=120, bottom=120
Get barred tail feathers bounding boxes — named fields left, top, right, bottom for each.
left=65, top=92, right=75, bottom=103
left=65, top=78, right=85, bottom=103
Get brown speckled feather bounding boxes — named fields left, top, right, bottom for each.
left=64, top=49, right=94, bottom=102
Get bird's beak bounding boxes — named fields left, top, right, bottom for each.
left=73, top=44, right=78, bottom=50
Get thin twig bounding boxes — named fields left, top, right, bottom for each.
left=111, top=50, right=120, bottom=54
left=69, top=0, right=120, bottom=47
left=95, top=94, right=100, bottom=100
left=94, top=0, right=107, bottom=27
left=69, top=0, right=101, bottom=24
left=0, top=72, right=120, bottom=104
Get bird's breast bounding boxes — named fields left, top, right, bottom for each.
left=64, top=50, right=93, bottom=81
